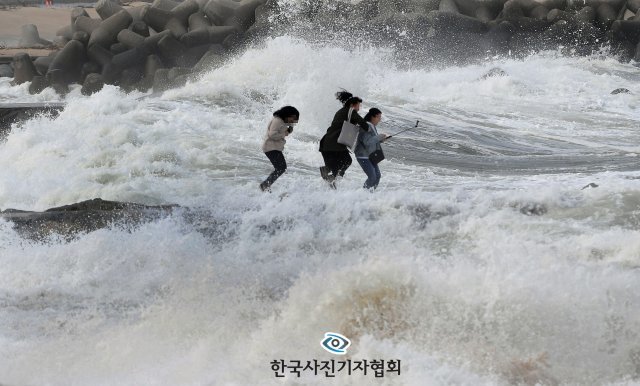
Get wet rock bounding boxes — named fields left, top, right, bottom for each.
left=581, top=182, right=600, bottom=189
left=480, top=67, right=508, bottom=79
left=518, top=203, right=548, bottom=216
left=0, top=198, right=177, bottom=241
left=611, top=87, right=630, bottom=94
left=407, top=204, right=458, bottom=229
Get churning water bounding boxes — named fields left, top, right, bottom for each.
left=1, top=28, right=640, bottom=385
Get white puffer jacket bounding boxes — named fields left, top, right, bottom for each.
left=262, top=117, right=291, bottom=152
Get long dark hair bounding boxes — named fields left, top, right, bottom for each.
left=364, top=108, right=382, bottom=122
left=336, top=90, right=362, bottom=107
left=273, top=106, right=300, bottom=121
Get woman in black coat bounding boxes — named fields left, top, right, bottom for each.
left=319, top=90, right=369, bottom=187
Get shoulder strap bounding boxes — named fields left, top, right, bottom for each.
left=347, top=108, right=353, bottom=123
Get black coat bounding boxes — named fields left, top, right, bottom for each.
left=319, top=106, right=369, bottom=152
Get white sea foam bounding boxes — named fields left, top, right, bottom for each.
left=1, top=36, right=640, bottom=385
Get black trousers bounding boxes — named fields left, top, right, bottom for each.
left=263, top=150, right=287, bottom=187
left=321, top=151, right=352, bottom=177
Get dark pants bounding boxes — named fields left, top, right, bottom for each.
left=321, top=151, right=352, bottom=177
left=263, top=150, right=287, bottom=187
left=357, top=158, right=381, bottom=189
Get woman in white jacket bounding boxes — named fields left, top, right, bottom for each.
left=260, top=106, right=300, bottom=191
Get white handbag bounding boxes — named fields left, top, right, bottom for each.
left=337, top=108, right=359, bottom=149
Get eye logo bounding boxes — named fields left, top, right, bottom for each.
left=321, top=332, right=351, bottom=355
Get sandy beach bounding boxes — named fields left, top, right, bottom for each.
left=0, top=6, right=97, bottom=50
left=0, top=4, right=145, bottom=57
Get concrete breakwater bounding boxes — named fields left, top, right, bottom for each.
left=3, top=0, right=640, bottom=95
left=5, top=0, right=267, bottom=95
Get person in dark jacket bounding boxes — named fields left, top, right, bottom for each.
left=260, top=106, right=300, bottom=192
left=319, top=90, right=369, bottom=187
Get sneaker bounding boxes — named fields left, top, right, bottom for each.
left=327, top=175, right=337, bottom=190
left=259, top=182, right=271, bottom=192
left=319, top=166, right=330, bottom=181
